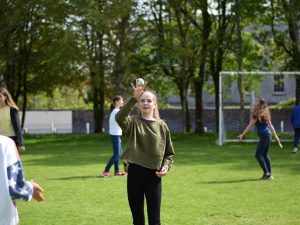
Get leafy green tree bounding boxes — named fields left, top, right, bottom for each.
left=143, top=0, right=203, bottom=132
left=68, top=0, right=135, bottom=132
left=0, top=0, right=80, bottom=125
left=185, top=0, right=211, bottom=134
left=270, top=0, right=300, bottom=104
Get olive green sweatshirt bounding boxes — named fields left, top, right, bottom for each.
left=116, top=97, right=175, bottom=171
left=0, top=105, right=15, bottom=136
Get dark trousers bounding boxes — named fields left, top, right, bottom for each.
left=293, top=128, right=300, bottom=148
left=127, top=163, right=162, bottom=225
left=255, top=132, right=272, bottom=175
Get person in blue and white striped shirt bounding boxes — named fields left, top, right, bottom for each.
left=0, top=135, right=44, bottom=225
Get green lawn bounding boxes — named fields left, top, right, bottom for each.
left=18, top=133, right=300, bottom=225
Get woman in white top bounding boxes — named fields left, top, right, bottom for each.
left=102, top=96, right=126, bottom=177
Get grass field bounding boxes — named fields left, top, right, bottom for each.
left=17, top=133, right=300, bottom=225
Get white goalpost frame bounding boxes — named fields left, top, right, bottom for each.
left=218, top=71, right=300, bottom=146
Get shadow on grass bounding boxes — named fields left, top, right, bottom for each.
left=198, top=178, right=259, bottom=184
left=48, top=175, right=101, bottom=180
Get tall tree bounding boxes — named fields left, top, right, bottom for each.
left=147, top=0, right=200, bottom=132
left=270, top=0, right=300, bottom=104
left=179, top=0, right=212, bottom=133
left=0, top=0, right=78, bottom=126
left=110, top=0, right=132, bottom=95
left=70, top=0, right=134, bottom=132
left=193, top=0, right=211, bottom=134
left=208, top=0, right=233, bottom=132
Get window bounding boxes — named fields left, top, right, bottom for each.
left=273, top=74, right=284, bottom=93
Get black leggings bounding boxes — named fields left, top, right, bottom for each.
left=127, top=163, right=162, bottom=225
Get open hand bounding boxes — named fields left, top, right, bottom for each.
left=131, top=80, right=147, bottom=100
left=31, top=180, right=45, bottom=202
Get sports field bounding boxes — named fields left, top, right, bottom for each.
left=18, top=133, right=299, bottom=225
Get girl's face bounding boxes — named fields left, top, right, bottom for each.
left=115, top=98, right=124, bottom=108
left=139, top=92, right=156, bottom=116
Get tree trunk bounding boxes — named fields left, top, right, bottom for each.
left=195, top=0, right=211, bottom=134
left=194, top=78, right=204, bottom=133
left=210, top=0, right=229, bottom=132
left=92, top=70, right=101, bottom=133
left=97, top=35, right=105, bottom=132
left=178, top=81, right=191, bottom=132
left=235, top=0, right=245, bottom=130
left=114, top=5, right=130, bottom=95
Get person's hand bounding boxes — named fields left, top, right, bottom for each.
left=131, top=80, right=147, bottom=100
left=277, top=139, right=283, bottom=148
left=155, top=167, right=168, bottom=177
left=124, top=162, right=129, bottom=173
left=18, top=146, right=25, bottom=153
left=31, top=180, right=45, bottom=202
left=237, top=134, right=244, bottom=141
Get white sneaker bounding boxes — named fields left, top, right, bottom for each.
left=293, top=147, right=298, bottom=153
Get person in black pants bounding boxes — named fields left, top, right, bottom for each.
left=127, top=163, right=162, bottom=225
left=116, top=80, right=175, bottom=225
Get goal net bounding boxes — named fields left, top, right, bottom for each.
left=218, top=71, right=300, bottom=146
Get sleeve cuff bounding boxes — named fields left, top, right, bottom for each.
left=26, top=181, right=34, bottom=201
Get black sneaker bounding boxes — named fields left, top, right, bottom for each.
left=261, top=173, right=273, bottom=180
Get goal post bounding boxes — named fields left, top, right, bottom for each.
left=218, top=71, right=300, bottom=146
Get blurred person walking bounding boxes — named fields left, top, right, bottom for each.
left=291, top=104, right=300, bottom=153
left=0, top=87, right=25, bottom=152
left=0, top=135, right=44, bottom=225
left=102, top=96, right=126, bottom=177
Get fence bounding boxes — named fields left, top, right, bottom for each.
left=22, top=109, right=294, bottom=134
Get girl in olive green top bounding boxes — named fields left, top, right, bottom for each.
left=116, top=82, right=175, bottom=225
left=0, top=87, right=25, bottom=152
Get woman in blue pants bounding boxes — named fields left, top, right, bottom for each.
left=238, top=97, right=282, bottom=180
left=102, top=96, right=126, bottom=177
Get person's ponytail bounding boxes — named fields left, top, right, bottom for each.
left=110, top=96, right=123, bottom=113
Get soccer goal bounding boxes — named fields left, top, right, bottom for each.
left=218, top=71, right=300, bottom=146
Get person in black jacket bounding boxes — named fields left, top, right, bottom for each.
left=0, top=87, right=25, bottom=152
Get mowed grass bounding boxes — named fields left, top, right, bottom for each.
left=17, top=133, right=300, bottom=225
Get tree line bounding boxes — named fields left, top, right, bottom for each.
left=0, top=0, right=299, bottom=133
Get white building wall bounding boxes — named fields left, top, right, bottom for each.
left=23, top=111, right=72, bottom=134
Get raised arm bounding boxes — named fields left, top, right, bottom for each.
left=115, top=80, right=147, bottom=134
